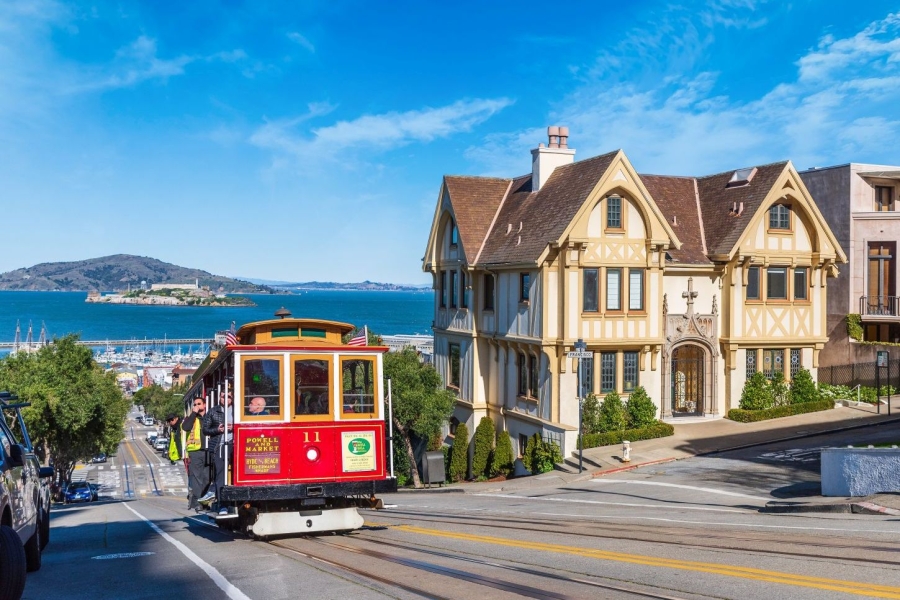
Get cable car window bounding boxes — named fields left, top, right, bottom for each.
left=242, top=357, right=282, bottom=418
left=341, top=358, right=376, bottom=417
left=294, top=358, right=330, bottom=416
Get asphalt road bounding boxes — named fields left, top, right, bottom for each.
left=21, top=420, right=900, bottom=599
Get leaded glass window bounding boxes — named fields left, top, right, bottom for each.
left=601, top=352, right=616, bottom=393
left=579, top=355, right=594, bottom=398
left=769, top=204, right=790, bottom=229
left=790, top=348, right=801, bottom=379
left=583, top=268, right=599, bottom=312
left=623, top=351, right=638, bottom=392
left=746, top=349, right=757, bottom=379
left=607, top=196, right=622, bottom=229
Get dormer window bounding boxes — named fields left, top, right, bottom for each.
left=769, top=204, right=791, bottom=230
left=450, top=220, right=459, bottom=247
left=727, top=167, right=757, bottom=187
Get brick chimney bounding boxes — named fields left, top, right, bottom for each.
left=531, top=126, right=575, bottom=192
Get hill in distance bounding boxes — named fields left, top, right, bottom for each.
left=0, top=255, right=274, bottom=294
left=242, top=278, right=431, bottom=291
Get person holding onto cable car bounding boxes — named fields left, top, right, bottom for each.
left=166, top=413, right=183, bottom=466
left=182, top=396, right=210, bottom=510
left=200, top=391, right=233, bottom=514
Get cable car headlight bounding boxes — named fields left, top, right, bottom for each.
left=306, top=447, right=320, bottom=462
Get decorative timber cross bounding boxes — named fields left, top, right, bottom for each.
left=683, top=277, right=698, bottom=314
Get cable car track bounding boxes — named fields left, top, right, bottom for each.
left=120, top=434, right=165, bottom=498
left=374, top=508, right=900, bottom=569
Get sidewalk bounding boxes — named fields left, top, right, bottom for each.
left=405, top=399, right=900, bottom=515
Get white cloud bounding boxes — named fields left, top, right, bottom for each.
left=287, top=31, right=315, bottom=53
left=470, top=9, right=900, bottom=177
left=251, top=98, right=514, bottom=165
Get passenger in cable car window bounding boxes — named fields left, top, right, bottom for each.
left=344, top=390, right=362, bottom=413
left=247, top=396, right=269, bottom=416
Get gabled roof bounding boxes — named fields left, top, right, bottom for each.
left=443, top=176, right=511, bottom=259
left=640, top=175, right=711, bottom=265
left=479, top=151, right=619, bottom=265
left=696, top=161, right=788, bottom=256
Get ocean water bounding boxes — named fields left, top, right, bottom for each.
left=0, top=290, right=434, bottom=344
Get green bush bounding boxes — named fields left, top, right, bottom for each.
left=448, top=422, right=469, bottom=482
left=859, top=386, right=877, bottom=403
left=846, top=314, right=863, bottom=341
left=789, top=368, right=818, bottom=404
left=879, top=385, right=897, bottom=397
left=522, top=433, right=563, bottom=474
left=626, top=386, right=657, bottom=428
left=740, top=371, right=773, bottom=410
left=472, top=416, right=495, bottom=478
left=727, top=399, right=833, bottom=422
left=771, top=372, right=789, bottom=407
left=580, top=421, right=675, bottom=449
left=391, top=433, right=412, bottom=487
left=599, top=391, right=627, bottom=432
left=581, top=393, right=602, bottom=435
left=489, top=431, right=515, bottom=478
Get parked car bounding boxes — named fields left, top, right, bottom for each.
left=89, top=483, right=99, bottom=501
left=0, top=390, right=51, bottom=597
left=142, top=416, right=155, bottom=426
left=154, top=437, right=168, bottom=452
left=146, top=432, right=158, bottom=445
left=64, top=481, right=93, bottom=504
left=91, top=453, right=107, bottom=463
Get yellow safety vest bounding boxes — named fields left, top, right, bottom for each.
left=168, top=434, right=180, bottom=462
left=185, top=418, right=202, bottom=452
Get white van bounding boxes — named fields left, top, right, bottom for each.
left=143, top=416, right=155, bottom=426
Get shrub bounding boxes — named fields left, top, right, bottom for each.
left=626, top=386, right=657, bottom=428
left=581, top=393, right=602, bottom=435
left=522, top=433, right=563, bottom=474
left=391, top=433, right=412, bottom=487
left=472, top=416, right=495, bottom=478
left=599, top=391, right=627, bottom=433
left=879, top=385, right=897, bottom=397
left=580, top=421, right=675, bottom=449
left=489, top=431, right=515, bottom=478
left=771, top=372, right=790, bottom=407
left=789, top=368, right=818, bottom=404
left=727, top=399, right=833, bottom=422
left=740, top=371, right=773, bottom=410
left=846, top=314, right=863, bottom=341
left=448, top=422, right=469, bottom=482
left=859, top=386, right=877, bottom=403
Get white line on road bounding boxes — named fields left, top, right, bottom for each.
left=589, top=479, right=768, bottom=500
left=123, top=503, right=251, bottom=600
left=472, top=493, right=747, bottom=513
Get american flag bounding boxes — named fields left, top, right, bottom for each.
left=224, top=330, right=238, bottom=346
left=348, top=325, right=367, bottom=347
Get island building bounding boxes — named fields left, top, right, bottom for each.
left=423, top=127, right=846, bottom=457
left=799, top=164, right=900, bottom=367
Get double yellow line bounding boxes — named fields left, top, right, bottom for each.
left=391, top=524, right=900, bottom=599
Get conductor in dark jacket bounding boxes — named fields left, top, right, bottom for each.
left=201, top=391, right=233, bottom=508
left=182, top=396, right=210, bottom=509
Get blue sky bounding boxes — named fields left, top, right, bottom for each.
left=2, top=1, right=900, bottom=284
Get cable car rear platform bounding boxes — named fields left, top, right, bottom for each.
left=219, top=479, right=398, bottom=503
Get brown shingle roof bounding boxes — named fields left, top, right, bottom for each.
left=443, top=176, right=511, bottom=260
left=640, top=175, right=711, bottom=265
left=696, top=162, right=788, bottom=256
left=479, top=151, right=619, bottom=265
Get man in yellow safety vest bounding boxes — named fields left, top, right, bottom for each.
left=166, top=414, right=183, bottom=466
left=181, top=396, right=210, bottom=510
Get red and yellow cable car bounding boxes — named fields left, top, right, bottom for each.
left=184, top=312, right=396, bottom=537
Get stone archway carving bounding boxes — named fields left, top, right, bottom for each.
left=661, top=278, right=719, bottom=418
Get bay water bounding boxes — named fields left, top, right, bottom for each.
left=0, top=290, right=434, bottom=344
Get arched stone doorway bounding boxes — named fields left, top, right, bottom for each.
left=671, top=345, right=704, bottom=416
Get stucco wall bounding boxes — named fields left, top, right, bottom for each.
left=821, top=448, right=900, bottom=496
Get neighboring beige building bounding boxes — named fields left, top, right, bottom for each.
left=800, top=164, right=900, bottom=367
left=423, top=128, right=846, bottom=457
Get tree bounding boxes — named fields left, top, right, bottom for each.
left=626, top=386, right=657, bottom=428
left=489, top=431, right=515, bottom=478
left=134, top=384, right=184, bottom=421
left=0, top=335, right=129, bottom=485
left=740, top=371, right=773, bottom=410
left=448, top=422, right=469, bottom=482
left=472, top=416, right=495, bottom=478
left=790, top=368, right=818, bottom=404
left=599, top=391, right=627, bottom=432
left=383, top=346, right=456, bottom=488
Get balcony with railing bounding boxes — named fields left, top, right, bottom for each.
left=859, top=295, right=900, bottom=318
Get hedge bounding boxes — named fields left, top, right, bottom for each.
left=726, top=399, right=834, bottom=423
left=579, top=421, right=674, bottom=449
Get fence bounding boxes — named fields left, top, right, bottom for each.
left=819, top=358, right=900, bottom=390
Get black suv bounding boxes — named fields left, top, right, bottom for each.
left=0, top=392, right=51, bottom=599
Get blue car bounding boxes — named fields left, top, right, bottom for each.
left=64, top=481, right=93, bottom=504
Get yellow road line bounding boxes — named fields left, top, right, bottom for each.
left=124, top=438, right=141, bottom=466
left=385, top=523, right=900, bottom=599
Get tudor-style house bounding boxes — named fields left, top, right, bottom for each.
left=423, top=127, right=846, bottom=457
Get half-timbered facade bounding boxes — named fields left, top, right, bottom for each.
left=423, top=128, right=846, bottom=457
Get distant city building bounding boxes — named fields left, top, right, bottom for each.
left=800, top=163, right=900, bottom=366
left=150, top=279, right=200, bottom=291
left=424, top=127, right=845, bottom=457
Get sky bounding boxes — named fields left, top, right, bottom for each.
left=3, top=1, right=900, bottom=284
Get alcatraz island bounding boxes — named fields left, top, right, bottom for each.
left=86, top=281, right=255, bottom=307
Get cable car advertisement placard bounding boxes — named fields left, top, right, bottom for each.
left=341, top=431, right=376, bottom=472
left=244, top=433, right=282, bottom=475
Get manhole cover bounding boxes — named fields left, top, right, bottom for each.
left=92, top=552, right=155, bottom=560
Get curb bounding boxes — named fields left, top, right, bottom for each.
left=852, top=501, right=900, bottom=516
left=760, top=502, right=852, bottom=514
left=591, top=457, right=677, bottom=478
left=396, top=486, right=466, bottom=494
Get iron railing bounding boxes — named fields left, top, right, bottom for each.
left=859, top=295, right=900, bottom=317
left=819, top=358, right=900, bottom=389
